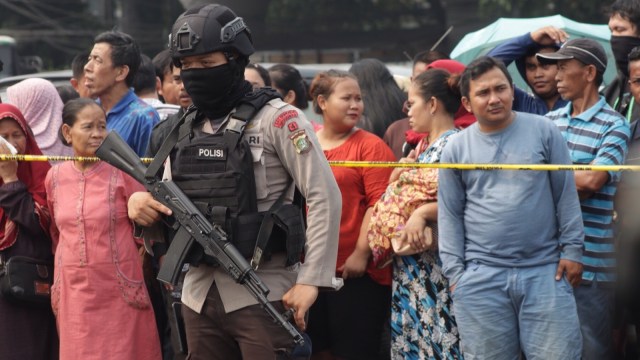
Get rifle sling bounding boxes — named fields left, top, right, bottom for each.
left=251, top=178, right=292, bottom=270
left=145, top=107, right=197, bottom=180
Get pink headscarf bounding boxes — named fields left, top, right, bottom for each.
left=6, top=78, right=73, bottom=157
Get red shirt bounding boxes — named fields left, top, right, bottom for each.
left=322, top=129, right=395, bottom=285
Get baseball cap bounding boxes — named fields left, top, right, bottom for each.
left=536, top=38, right=607, bottom=74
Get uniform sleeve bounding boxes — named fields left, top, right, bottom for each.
left=264, top=107, right=342, bottom=289
left=546, top=122, right=584, bottom=263
left=359, top=136, right=395, bottom=208
left=591, top=119, right=630, bottom=182
left=437, top=144, right=467, bottom=285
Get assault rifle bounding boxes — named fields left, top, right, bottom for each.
left=95, top=131, right=304, bottom=345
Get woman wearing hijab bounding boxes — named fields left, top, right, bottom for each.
left=7, top=77, right=73, bottom=158
left=0, top=103, right=58, bottom=360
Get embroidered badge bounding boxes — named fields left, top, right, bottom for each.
left=289, top=130, right=312, bottom=154
left=196, top=146, right=226, bottom=160
left=288, top=121, right=299, bottom=132
left=247, top=135, right=260, bottom=145
left=274, top=110, right=298, bottom=128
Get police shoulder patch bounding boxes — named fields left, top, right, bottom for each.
left=274, top=110, right=298, bottom=128
left=289, top=130, right=312, bottom=154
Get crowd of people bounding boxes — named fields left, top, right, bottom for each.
left=3, top=0, right=640, bottom=359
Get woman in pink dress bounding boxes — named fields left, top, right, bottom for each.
left=45, top=98, right=161, bottom=360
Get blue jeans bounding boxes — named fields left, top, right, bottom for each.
left=574, top=279, right=615, bottom=360
left=451, top=262, right=582, bottom=360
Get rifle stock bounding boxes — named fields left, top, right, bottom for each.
left=96, top=131, right=304, bottom=345
left=95, top=132, right=148, bottom=184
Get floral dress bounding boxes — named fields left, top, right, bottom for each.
left=389, top=129, right=463, bottom=360
left=368, top=164, right=438, bottom=268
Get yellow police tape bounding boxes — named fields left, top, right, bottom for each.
left=328, top=161, right=640, bottom=171
left=0, top=154, right=155, bottom=163
left=2, top=154, right=640, bottom=172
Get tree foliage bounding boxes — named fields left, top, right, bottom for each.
left=0, top=0, right=102, bottom=68
left=478, top=0, right=610, bottom=24
left=0, top=0, right=184, bottom=70
left=265, top=0, right=445, bottom=33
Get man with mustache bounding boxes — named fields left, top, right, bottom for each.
left=438, top=56, right=585, bottom=359
left=488, top=26, right=569, bottom=115
left=539, top=38, right=631, bottom=360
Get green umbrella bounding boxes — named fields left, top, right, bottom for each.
left=451, top=14, right=615, bottom=89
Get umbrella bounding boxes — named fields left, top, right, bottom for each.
left=450, top=15, right=615, bottom=89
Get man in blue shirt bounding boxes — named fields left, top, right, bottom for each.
left=488, top=26, right=569, bottom=115
left=439, top=56, right=584, bottom=359
left=539, top=38, right=630, bottom=360
left=84, top=31, right=159, bottom=156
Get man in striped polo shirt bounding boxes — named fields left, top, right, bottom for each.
left=539, top=38, right=631, bottom=360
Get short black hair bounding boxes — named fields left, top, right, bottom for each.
left=629, top=45, right=640, bottom=64
left=71, top=51, right=90, bottom=80
left=57, top=85, right=79, bottom=104
left=132, top=54, right=157, bottom=96
left=459, top=56, right=513, bottom=99
left=609, top=0, right=640, bottom=36
left=94, top=31, right=141, bottom=87
left=152, top=49, right=173, bottom=82
left=412, top=50, right=450, bottom=66
left=524, top=44, right=559, bottom=59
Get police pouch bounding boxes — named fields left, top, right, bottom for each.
left=0, top=256, right=53, bottom=307
left=188, top=203, right=306, bottom=269
left=271, top=204, right=306, bottom=267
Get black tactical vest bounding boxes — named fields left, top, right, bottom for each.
left=148, top=88, right=304, bottom=267
left=171, top=119, right=262, bottom=258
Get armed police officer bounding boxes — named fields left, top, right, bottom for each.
left=127, top=4, right=343, bottom=359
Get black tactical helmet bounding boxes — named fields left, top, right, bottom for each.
left=169, top=4, right=254, bottom=67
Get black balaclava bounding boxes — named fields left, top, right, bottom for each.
left=180, top=57, right=252, bottom=120
left=611, top=35, right=640, bottom=77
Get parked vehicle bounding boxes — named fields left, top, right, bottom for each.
left=0, top=69, right=72, bottom=102
left=0, top=35, right=44, bottom=79
left=0, top=36, right=19, bottom=79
